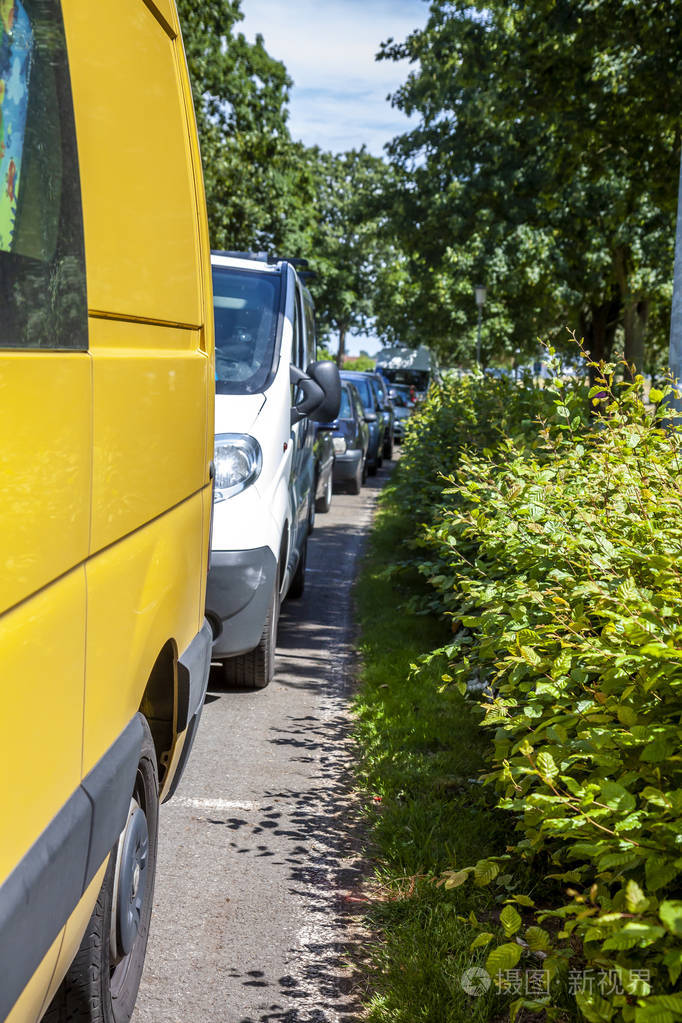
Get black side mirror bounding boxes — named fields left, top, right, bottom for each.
left=290, top=361, right=342, bottom=424
left=290, top=364, right=324, bottom=424
left=305, top=360, right=342, bottom=423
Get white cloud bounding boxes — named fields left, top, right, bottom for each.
left=239, top=0, right=427, bottom=154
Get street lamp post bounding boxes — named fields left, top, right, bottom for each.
left=474, top=284, right=487, bottom=366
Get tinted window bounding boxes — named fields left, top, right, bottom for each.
left=384, top=368, right=429, bottom=389
left=348, top=376, right=372, bottom=409
left=338, top=387, right=352, bottom=419
left=351, top=389, right=365, bottom=421
left=293, top=289, right=304, bottom=369
left=0, top=0, right=87, bottom=349
left=303, top=293, right=315, bottom=366
left=213, top=266, right=281, bottom=395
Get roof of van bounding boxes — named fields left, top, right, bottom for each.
left=375, top=345, right=435, bottom=372
left=211, top=251, right=281, bottom=273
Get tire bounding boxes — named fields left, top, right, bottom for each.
left=307, top=490, right=316, bottom=535
left=315, top=472, right=332, bottom=513
left=367, top=459, right=377, bottom=476
left=45, top=716, right=159, bottom=1023
left=383, top=433, right=394, bottom=460
left=288, top=537, right=307, bottom=599
left=222, top=578, right=279, bottom=689
left=349, top=459, right=362, bottom=495
left=361, top=457, right=368, bottom=483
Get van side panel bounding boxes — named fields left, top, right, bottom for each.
left=62, top=0, right=212, bottom=774
left=142, top=0, right=179, bottom=36
left=0, top=569, right=85, bottom=890
left=89, top=320, right=207, bottom=553
left=0, top=355, right=91, bottom=612
left=83, top=493, right=204, bottom=775
left=62, top=0, right=202, bottom=327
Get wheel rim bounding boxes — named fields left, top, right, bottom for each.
left=115, top=802, right=149, bottom=958
left=110, top=782, right=150, bottom=995
left=326, top=475, right=332, bottom=504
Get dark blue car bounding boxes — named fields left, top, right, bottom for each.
left=340, top=370, right=387, bottom=475
left=322, top=381, right=370, bottom=495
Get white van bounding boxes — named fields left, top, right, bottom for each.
left=205, top=252, right=340, bottom=688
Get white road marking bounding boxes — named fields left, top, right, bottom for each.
left=174, top=796, right=258, bottom=812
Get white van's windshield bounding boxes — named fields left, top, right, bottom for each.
left=212, top=265, right=282, bottom=395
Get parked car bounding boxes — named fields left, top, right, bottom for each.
left=340, top=370, right=386, bottom=475
left=323, top=382, right=370, bottom=494
left=369, top=372, right=395, bottom=461
left=1, top=3, right=215, bottom=1020
left=312, top=423, right=335, bottom=518
left=389, top=384, right=417, bottom=442
left=206, top=252, right=340, bottom=689
left=375, top=344, right=440, bottom=400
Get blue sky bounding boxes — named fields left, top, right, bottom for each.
left=240, top=0, right=427, bottom=353
left=240, top=0, right=427, bottom=156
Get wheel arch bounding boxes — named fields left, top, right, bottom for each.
left=138, top=639, right=177, bottom=791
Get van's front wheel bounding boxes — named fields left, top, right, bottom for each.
left=222, top=577, right=280, bottom=689
left=45, top=715, right=159, bottom=1023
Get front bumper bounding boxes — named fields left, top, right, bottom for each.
left=332, top=449, right=362, bottom=481
left=394, top=414, right=410, bottom=439
left=206, top=546, right=278, bottom=659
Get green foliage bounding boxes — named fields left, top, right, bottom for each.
left=342, top=355, right=376, bottom=372
left=353, top=500, right=514, bottom=1022
left=393, top=369, right=558, bottom=535
left=393, top=355, right=682, bottom=1019
left=305, top=148, right=390, bottom=363
left=177, top=0, right=318, bottom=254
left=380, top=1, right=682, bottom=370
left=176, top=5, right=395, bottom=358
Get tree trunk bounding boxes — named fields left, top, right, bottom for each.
left=581, top=293, right=620, bottom=386
left=614, top=245, right=648, bottom=378
left=623, top=298, right=649, bottom=378
left=335, top=326, right=346, bottom=368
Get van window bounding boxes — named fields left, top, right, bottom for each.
left=293, top=288, right=304, bottom=369
left=303, top=295, right=315, bottom=367
left=0, top=0, right=87, bottom=349
left=213, top=265, right=281, bottom=394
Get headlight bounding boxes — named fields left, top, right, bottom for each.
left=213, top=433, right=262, bottom=501
left=333, top=435, right=347, bottom=454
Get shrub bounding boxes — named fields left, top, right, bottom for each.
left=396, top=359, right=682, bottom=1021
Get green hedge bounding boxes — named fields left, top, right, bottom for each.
left=395, top=359, right=682, bottom=1022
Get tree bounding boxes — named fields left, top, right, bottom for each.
left=305, top=149, right=388, bottom=366
left=177, top=0, right=317, bottom=254
left=380, top=1, right=682, bottom=372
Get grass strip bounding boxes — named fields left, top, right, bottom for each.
left=353, top=488, right=513, bottom=1023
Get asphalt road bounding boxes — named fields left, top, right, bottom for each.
left=135, top=461, right=392, bottom=1023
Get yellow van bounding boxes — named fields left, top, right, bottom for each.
left=0, top=1, right=214, bottom=1020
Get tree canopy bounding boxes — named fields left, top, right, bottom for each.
left=177, top=0, right=682, bottom=372
left=380, top=0, right=682, bottom=370
left=177, top=0, right=317, bottom=255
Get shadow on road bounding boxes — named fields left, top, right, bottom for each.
left=215, top=469, right=393, bottom=1022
